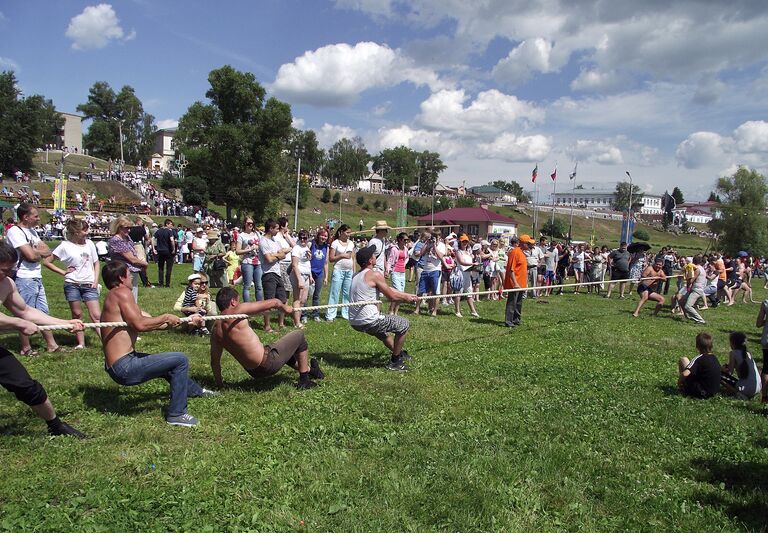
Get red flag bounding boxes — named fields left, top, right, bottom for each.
left=550, top=165, right=557, bottom=181
left=531, top=164, right=538, bottom=183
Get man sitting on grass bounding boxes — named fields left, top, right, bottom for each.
left=100, top=261, right=216, bottom=428
left=677, top=332, right=721, bottom=399
left=210, top=287, right=324, bottom=390
left=0, top=241, right=86, bottom=438
left=349, top=245, right=419, bottom=371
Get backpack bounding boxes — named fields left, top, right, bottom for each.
left=449, top=267, right=464, bottom=292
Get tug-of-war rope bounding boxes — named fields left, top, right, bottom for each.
left=35, top=273, right=686, bottom=332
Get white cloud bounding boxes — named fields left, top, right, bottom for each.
left=334, top=0, right=393, bottom=17
left=417, top=89, right=544, bottom=137
left=66, top=4, right=134, bottom=50
left=0, top=56, right=19, bottom=71
left=371, top=101, right=391, bottom=116
left=566, top=140, right=623, bottom=165
left=316, top=123, right=357, bottom=148
left=733, top=121, right=768, bottom=153
left=291, top=117, right=306, bottom=130
left=570, top=69, right=624, bottom=92
left=675, top=131, right=728, bottom=169
left=492, top=38, right=565, bottom=85
left=272, top=42, right=448, bottom=106
left=156, top=119, right=179, bottom=130
left=373, top=125, right=462, bottom=158
left=476, top=133, right=551, bottom=163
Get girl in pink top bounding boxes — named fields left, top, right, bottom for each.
left=388, top=233, right=409, bottom=315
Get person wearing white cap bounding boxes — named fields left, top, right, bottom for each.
left=191, top=228, right=207, bottom=273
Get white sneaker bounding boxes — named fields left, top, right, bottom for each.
left=166, top=413, right=199, bottom=427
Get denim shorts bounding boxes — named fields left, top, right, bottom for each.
left=418, top=270, right=440, bottom=295
left=15, top=277, right=49, bottom=314
left=64, top=283, right=100, bottom=302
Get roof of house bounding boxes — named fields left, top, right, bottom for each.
left=416, top=207, right=518, bottom=224
left=468, top=185, right=509, bottom=194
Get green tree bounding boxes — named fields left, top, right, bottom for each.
left=174, top=65, right=293, bottom=221
left=325, top=137, right=370, bottom=187
left=288, top=129, right=324, bottom=176
left=455, top=196, right=478, bottom=208
left=612, top=181, right=644, bottom=212
left=707, top=191, right=722, bottom=202
left=416, top=150, right=446, bottom=194
left=433, top=195, right=452, bottom=212
left=373, top=198, right=382, bottom=211
left=710, top=167, right=768, bottom=255
left=321, top=188, right=332, bottom=203
left=77, top=81, right=156, bottom=164
left=541, top=217, right=568, bottom=239
left=372, top=146, right=418, bottom=191
left=488, top=180, right=530, bottom=202
left=671, top=186, right=684, bottom=206
left=0, top=71, right=63, bottom=174
left=332, top=191, right=341, bottom=204
left=356, top=195, right=364, bottom=206
left=181, top=175, right=210, bottom=206
left=632, top=229, right=650, bottom=241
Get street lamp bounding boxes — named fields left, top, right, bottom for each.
left=293, top=147, right=304, bottom=230
left=624, top=171, right=633, bottom=244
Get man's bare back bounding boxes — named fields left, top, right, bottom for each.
left=212, top=310, right=265, bottom=370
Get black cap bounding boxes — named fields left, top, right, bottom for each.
left=356, top=245, right=377, bottom=268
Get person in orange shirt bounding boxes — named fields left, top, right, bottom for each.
left=714, top=254, right=734, bottom=306
left=503, top=234, right=534, bottom=327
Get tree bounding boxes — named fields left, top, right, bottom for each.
left=488, top=179, right=530, bottom=202
left=332, top=191, right=341, bottom=204
left=541, top=217, right=568, bottom=239
left=455, top=196, right=478, bottom=208
left=373, top=199, right=382, bottom=211
left=0, top=71, right=63, bottom=174
left=356, top=195, right=364, bottom=206
left=325, top=137, right=370, bottom=187
left=709, top=167, right=768, bottom=256
left=321, top=188, right=332, bottom=203
left=671, top=187, right=684, bottom=206
left=174, top=65, right=293, bottom=221
left=288, top=129, right=324, bottom=177
left=372, top=146, right=418, bottom=191
left=77, top=81, right=156, bottom=164
left=632, top=229, right=650, bottom=241
left=416, top=150, right=446, bottom=194
left=181, top=175, right=209, bottom=206
left=612, top=181, right=644, bottom=212
left=708, top=191, right=722, bottom=202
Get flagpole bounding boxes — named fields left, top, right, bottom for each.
left=533, top=180, right=538, bottom=237
left=568, top=172, right=576, bottom=243
left=551, top=167, right=557, bottom=226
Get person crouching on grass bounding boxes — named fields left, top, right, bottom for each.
left=633, top=257, right=667, bottom=318
left=677, top=332, right=721, bottom=399
left=210, top=287, right=324, bottom=390
left=349, top=245, right=419, bottom=371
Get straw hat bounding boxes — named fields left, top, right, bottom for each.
left=372, top=220, right=392, bottom=231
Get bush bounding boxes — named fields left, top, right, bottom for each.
left=363, top=203, right=370, bottom=211
left=632, top=229, right=650, bottom=241
left=161, top=172, right=183, bottom=190
left=381, top=200, right=389, bottom=211
left=332, top=191, right=341, bottom=204
left=373, top=199, right=382, bottom=211
left=357, top=195, right=365, bottom=206
left=455, top=196, right=477, bottom=208
left=407, top=199, right=430, bottom=217
left=321, top=188, right=332, bottom=203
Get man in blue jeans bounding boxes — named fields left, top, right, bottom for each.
left=100, top=261, right=217, bottom=427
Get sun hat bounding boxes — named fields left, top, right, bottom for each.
left=472, top=243, right=482, bottom=251
left=206, top=230, right=219, bottom=240
left=372, top=220, right=392, bottom=230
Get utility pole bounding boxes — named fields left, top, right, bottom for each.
left=625, top=171, right=633, bottom=244
left=294, top=154, right=302, bottom=230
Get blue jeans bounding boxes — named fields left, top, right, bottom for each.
left=241, top=263, right=263, bottom=302
left=326, top=269, right=352, bottom=320
left=310, top=271, right=324, bottom=318
left=105, top=351, right=203, bottom=418
left=16, top=277, right=50, bottom=314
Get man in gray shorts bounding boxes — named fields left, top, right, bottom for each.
left=210, top=287, right=324, bottom=389
left=349, top=245, right=419, bottom=371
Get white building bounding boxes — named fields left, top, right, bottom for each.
left=357, top=172, right=385, bottom=193
left=151, top=128, right=177, bottom=172
left=56, top=112, right=83, bottom=153
left=551, top=189, right=662, bottom=214
left=673, top=201, right=720, bottom=224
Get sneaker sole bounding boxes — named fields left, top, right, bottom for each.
left=166, top=421, right=198, bottom=427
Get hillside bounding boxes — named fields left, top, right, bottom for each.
left=32, top=151, right=136, bottom=176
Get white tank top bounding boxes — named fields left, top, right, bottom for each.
left=349, top=268, right=381, bottom=326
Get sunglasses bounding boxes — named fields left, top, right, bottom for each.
left=200, top=282, right=208, bottom=286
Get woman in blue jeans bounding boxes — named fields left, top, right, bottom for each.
left=236, top=218, right=263, bottom=302
left=326, top=225, right=355, bottom=321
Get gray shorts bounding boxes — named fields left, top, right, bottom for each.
left=352, top=315, right=410, bottom=341
left=280, top=262, right=292, bottom=292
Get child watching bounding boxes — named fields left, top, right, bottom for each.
left=677, top=332, right=721, bottom=399
left=721, top=331, right=762, bottom=399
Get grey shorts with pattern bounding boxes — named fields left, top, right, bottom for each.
left=351, top=315, right=410, bottom=341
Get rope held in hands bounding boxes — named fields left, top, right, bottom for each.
left=34, top=273, right=683, bottom=332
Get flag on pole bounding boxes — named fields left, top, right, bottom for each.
left=569, top=162, right=577, bottom=180
left=550, top=165, right=557, bottom=181
left=531, top=164, right=538, bottom=183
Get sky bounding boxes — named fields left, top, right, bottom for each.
left=3, top=0, right=768, bottom=201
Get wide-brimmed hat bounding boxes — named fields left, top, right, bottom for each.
left=206, top=230, right=219, bottom=240
left=372, top=220, right=392, bottom=231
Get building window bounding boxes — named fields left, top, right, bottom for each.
left=467, top=224, right=479, bottom=235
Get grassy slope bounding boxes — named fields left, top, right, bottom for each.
left=1, top=261, right=766, bottom=530
left=32, top=151, right=136, bottom=176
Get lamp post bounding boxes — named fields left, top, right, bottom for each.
left=294, top=150, right=303, bottom=230
left=624, top=171, right=633, bottom=244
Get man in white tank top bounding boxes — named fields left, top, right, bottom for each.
left=349, top=245, right=418, bottom=371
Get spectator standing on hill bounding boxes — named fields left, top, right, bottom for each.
left=129, top=217, right=153, bottom=288
left=154, top=219, right=176, bottom=288
left=259, top=219, right=289, bottom=332
left=108, top=216, right=147, bottom=303
left=274, top=217, right=295, bottom=301
left=236, top=218, right=263, bottom=302
left=6, top=203, right=64, bottom=354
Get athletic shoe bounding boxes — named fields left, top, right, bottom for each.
left=301, top=316, right=308, bottom=324
left=470, top=312, right=480, bottom=318
left=296, top=379, right=319, bottom=390
left=399, top=350, right=413, bottom=361
left=199, top=327, right=210, bottom=336
left=48, top=421, right=87, bottom=439
left=385, top=357, right=408, bottom=371
left=200, top=388, right=220, bottom=397
left=166, top=413, right=199, bottom=427
left=309, top=358, right=325, bottom=379
left=313, top=317, right=321, bottom=322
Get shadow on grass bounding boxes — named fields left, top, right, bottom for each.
left=79, top=385, right=165, bottom=416
left=657, top=384, right=681, bottom=396
left=226, top=374, right=294, bottom=392
left=0, top=414, right=40, bottom=437
left=688, top=457, right=768, bottom=531
left=314, top=351, right=384, bottom=369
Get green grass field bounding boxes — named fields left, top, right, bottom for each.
left=1, top=261, right=766, bottom=531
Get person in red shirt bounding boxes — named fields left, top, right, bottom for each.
left=503, top=234, right=534, bottom=327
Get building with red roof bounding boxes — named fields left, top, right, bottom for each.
left=417, top=206, right=518, bottom=238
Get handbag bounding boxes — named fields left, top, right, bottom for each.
left=212, top=258, right=227, bottom=271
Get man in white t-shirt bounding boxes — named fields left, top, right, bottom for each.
left=5, top=203, right=62, bottom=354
left=274, top=217, right=295, bottom=298
left=259, top=219, right=289, bottom=332
left=525, top=239, right=544, bottom=297
left=414, top=229, right=445, bottom=315
left=368, top=220, right=391, bottom=274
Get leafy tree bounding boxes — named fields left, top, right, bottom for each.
left=709, top=167, right=768, bottom=255
left=325, top=137, right=370, bottom=187
left=612, top=181, right=644, bottom=212
left=671, top=187, right=684, bottom=206
left=372, top=146, right=418, bottom=191
left=488, top=180, right=530, bottom=202
left=707, top=191, right=722, bottom=202
left=332, top=191, right=341, bottom=204
left=321, top=188, right=332, bottom=203
left=0, top=71, right=63, bottom=174
left=77, top=81, right=156, bottom=164
left=363, top=203, right=370, bottom=211
left=287, top=129, right=324, bottom=176
left=175, top=65, right=293, bottom=221
left=407, top=199, right=430, bottom=217
left=181, top=175, right=210, bottom=206
left=416, top=150, right=446, bottom=194
left=356, top=195, right=364, bottom=206
left=455, top=196, right=478, bottom=208
left=541, top=217, right=568, bottom=239
left=433, top=195, right=452, bottom=212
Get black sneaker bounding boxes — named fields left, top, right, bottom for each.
left=399, top=350, right=413, bottom=361
left=309, top=358, right=325, bottom=379
left=48, top=421, right=87, bottom=439
left=296, top=379, right=318, bottom=390
left=385, top=357, right=408, bottom=372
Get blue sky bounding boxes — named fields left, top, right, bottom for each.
left=3, top=1, right=768, bottom=200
